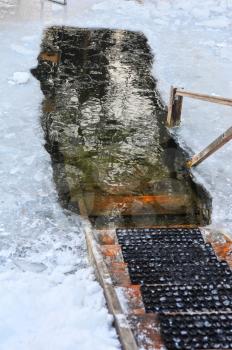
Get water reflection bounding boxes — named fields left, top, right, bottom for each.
left=32, top=27, right=211, bottom=228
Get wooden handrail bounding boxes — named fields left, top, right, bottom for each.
left=186, top=126, right=232, bottom=168
left=48, top=0, right=67, bottom=5
left=167, top=86, right=232, bottom=168
left=176, top=89, right=232, bottom=107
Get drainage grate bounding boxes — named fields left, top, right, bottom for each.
left=159, top=313, right=232, bottom=350
left=142, top=283, right=232, bottom=312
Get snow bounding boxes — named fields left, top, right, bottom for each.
left=10, top=44, right=35, bottom=56
left=0, top=2, right=120, bottom=349
left=0, top=269, right=118, bottom=350
left=115, top=314, right=130, bottom=329
left=9, top=72, right=30, bottom=85
left=0, top=0, right=231, bottom=349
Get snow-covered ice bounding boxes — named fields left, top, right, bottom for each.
left=0, top=0, right=232, bottom=349
left=0, top=2, right=120, bottom=350
left=9, top=71, right=30, bottom=85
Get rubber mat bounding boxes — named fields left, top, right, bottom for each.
left=159, top=313, right=232, bottom=350
left=116, top=228, right=204, bottom=244
left=128, top=260, right=232, bottom=285
left=116, top=227, right=232, bottom=349
left=121, top=242, right=217, bottom=263
left=142, top=282, right=232, bottom=312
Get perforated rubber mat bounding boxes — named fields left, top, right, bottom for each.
left=116, top=227, right=232, bottom=349
left=159, top=313, right=232, bottom=350
left=117, top=228, right=217, bottom=264
left=129, top=260, right=232, bottom=285
left=117, top=228, right=205, bottom=244
left=142, top=282, right=232, bottom=312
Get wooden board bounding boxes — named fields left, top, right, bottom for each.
left=176, top=89, right=232, bottom=107
left=40, top=51, right=61, bottom=64
left=84, top=225, right=139, bottom=350
left=166, top=86, right=183, bottom=127
left=83, top=193, right=191, bottom=216
left=187, top=126, right=232, bottom=167
left=202, top=228, right=232, bottom=267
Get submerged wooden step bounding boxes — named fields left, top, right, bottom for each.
left=83, top=194, right=192, bottom=216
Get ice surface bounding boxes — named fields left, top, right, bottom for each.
left=0, top=3, right=120, bottom=349
left=9, top=71, right=30, bottom=84
left=0, top=0, right=231, bottom=349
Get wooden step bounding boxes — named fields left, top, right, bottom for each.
left=83, top=194, right=192, bottom=216
left=80, top=190, right=232, bottom=350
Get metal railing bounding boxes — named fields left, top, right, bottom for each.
left=167, top=86, right=232, bottom=168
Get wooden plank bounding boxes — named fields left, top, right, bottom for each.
left=167, top=86, right=183, bottom=127
left=174, top=94, right=183, bottom=126
left=129, top=314, right=165, bottom=350
left=78, top=197, right=138, bottom=348
left=43, top=98, right=56, bottom=113
left=202, top=228, right=232, bottom=244
left=77, top=195, right=89, bottom=218
left=101, top=244, right=122, bottom=258
left=212, top=242, right=232, bottom=266
left=202, top=228, right=232, bottom=267
left=116, top=286, right=145, bottom=314
left=187, top=126, right=232, bottom=167
left=167, top=86, right=176, bottom=127
left=40, top=51, right=61, bottom=64
left=48, top=0, right=67, bottom=5
left=84, top=194, right=191, bottom=216
left=84, top=225, right=139, bottom=350
left=97, top=230, right=116, bottom=245
left=108, top=263, right=132, bottom=286
left=176, top=89, right=232, bottom=107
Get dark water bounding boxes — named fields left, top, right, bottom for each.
left=32, top=26, right=212, bottom=228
